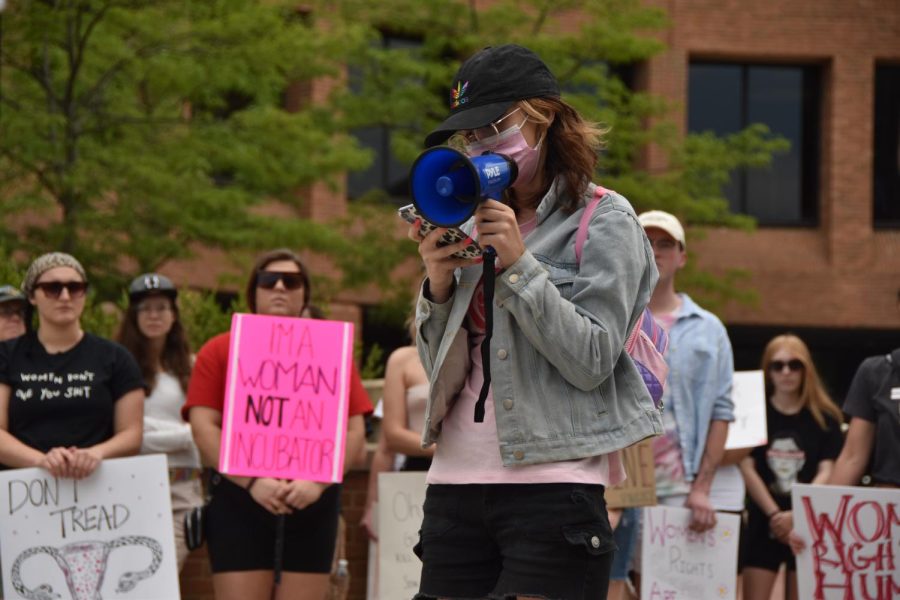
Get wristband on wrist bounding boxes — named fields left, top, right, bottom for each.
left=245, top=477, right=258, bottom=492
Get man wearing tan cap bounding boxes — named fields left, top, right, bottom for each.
left=610, top=211, right=741, bottom=597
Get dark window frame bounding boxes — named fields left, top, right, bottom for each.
left=689, top=60, right=823, bottom=227
left=873, top=63, right=900, bottom=229
left=347, top=34, right=423, bottom=204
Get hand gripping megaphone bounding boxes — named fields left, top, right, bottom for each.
left=409, top=146, right=518, bottom=228
left=408, top=146, right=519, bottom=425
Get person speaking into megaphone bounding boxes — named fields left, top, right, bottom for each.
left=406, top=44, right=663, bottom=600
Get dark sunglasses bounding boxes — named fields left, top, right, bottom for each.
left=0, top=304, right=26, bottom=319
left=256, top=271, right=305, bottom=291
left=769, top=359, right=804, bottom=373
left=34, top=281, right=89, bottom=299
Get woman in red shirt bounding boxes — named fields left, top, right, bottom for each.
left=184, top=248, right=372, bottom=600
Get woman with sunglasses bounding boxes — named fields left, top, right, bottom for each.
left=0, top=252, right=144, bottom=477
left=739, top=334, right=844, bottom=600
left=408, top=46, right=660, bottom=600
left=183, top=248, right=372, bottom=600
left=116, top=273, right=200, bottom=570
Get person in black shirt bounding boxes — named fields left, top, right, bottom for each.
left=827, top=347, right=900, bottom=488
left=739, top=334, right=844, bottom=600
left=0, top=253, right=144, bottom=478
left=787, top=345, right=900, bottom=560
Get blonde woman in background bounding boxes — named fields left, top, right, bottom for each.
left=739, top=334, right=844, bottom=600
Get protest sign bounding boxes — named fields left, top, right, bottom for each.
left=219, top=313, right=354, bottom=483
left=378, top=472, right=427, bottom=600
left=725, top=370, right=767, bottom=450
left=792, top=484, right=899, bottom=600
left=0, top=455, right=179, bottom=600
left=641, top=505, right=741, bottom=600
left=606, top=440, right=657, bottom=509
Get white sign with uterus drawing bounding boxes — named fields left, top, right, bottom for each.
left=0, top=455, right=180, bottom=600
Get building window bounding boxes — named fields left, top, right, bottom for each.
left=688, top=62, right=822, bottom=226
left=874, top=65, right=900, bottom=228
left=347, top=36, right=421, bottom=203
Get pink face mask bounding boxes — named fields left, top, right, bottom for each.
left=465, top=119, right=544, bottom=189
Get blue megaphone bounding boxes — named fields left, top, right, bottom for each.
left=409, top=147, right=518, bottom=228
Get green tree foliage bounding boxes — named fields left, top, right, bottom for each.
left=321, top=0, right=789, bottom=311
left=1, top=0, right=788, bottom=320
left=0, top=0, right=405, bottom=300
left=177, top=288, right=245, bottom=351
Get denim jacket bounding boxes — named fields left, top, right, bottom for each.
left=665, top=293, right=735, bottom=480
left=415, top=180, right=663, bottom=466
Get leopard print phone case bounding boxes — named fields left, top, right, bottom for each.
left=398, top=204, right=483, bottom=259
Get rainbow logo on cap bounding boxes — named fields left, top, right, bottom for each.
left=450, top=80, right=469, bottom=109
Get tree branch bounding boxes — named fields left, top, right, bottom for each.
left=531, top=3, right=550, bottom=36
left=0, top=148, right=59, bottom=198
left=77, top=34, right=194, bottom=112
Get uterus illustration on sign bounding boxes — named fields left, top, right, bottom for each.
left=10, top=535, right=162, bottom=600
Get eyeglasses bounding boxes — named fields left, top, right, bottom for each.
left=0, top=304, right=26, bottom=319
left=460, top=107, right=526, bottom=144
left=648, top=238, right=678, bottom=251
left=33, top=281, right=88, bottom=299
left=257, top=271, right=305, bottom=291
left=137, top=302, right=173, bottom=314
left=769, top=359, right=804, bottom=373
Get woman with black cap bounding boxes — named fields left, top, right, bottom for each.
left=0, top=285, right=28, bottom=342
left=407, top=45, right=661, bottom=599
left=117, top=273, right=201, bottom=571
left=0, top=252, right=144, bottom=477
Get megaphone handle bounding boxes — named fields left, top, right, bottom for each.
left=474, top=246, right=496, bottom=423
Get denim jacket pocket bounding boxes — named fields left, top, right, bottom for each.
left=539, top=259, right=577, bottom=301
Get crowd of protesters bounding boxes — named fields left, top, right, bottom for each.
left=0, top=249, right=373, bottom=600
left=1, top=42, right=898, bottom=600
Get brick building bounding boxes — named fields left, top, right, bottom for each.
left=178, top=1, right=899, bottom=599
left=638, top=0, right=900, bottom=395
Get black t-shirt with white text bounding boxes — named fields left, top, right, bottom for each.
left=749, top=402, right=843, bottom=512
left=0, top=332, right=143, bottom=467
left=842, top=351, right=900, bottom=486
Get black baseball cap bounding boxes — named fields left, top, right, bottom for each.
left=128, top=273, right=177, bottom=301
left=0, top=285, right=26, bottom=306
left=424, top=44, right=560, bottom=148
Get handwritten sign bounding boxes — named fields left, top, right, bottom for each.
left=0, top=455, right=180, bottom=600
left=378, top=472, right=427, bottom=600
left=641, top=506, right=741, bottom=600
left=607, top=440, right=657, bottom=509
left=219, top=313, right=354, bottom=483
left=792, top=484, right=900, bottom=600
left=725, top=370, right=767, bottom=450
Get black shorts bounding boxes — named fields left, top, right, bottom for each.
left=741, top=505, right=795, bottom=572
left=205, top=472, right=341, bottom=573
left=413, top=483, right=615, bottom=600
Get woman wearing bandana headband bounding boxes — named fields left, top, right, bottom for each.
left=407, top=45, right=662, bottom=599
left=0, top=253, right=145, bottom=479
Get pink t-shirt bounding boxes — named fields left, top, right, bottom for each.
left=649, top=307, right=690, bottom=497
left=427, top=218, right=624, bottom=486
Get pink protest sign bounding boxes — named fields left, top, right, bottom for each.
left=219, top=313, right=354, bottom=483
left=792, top=484, right=900, bottom=600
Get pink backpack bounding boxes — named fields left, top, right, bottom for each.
left=575, top=186, right=669, bottom=409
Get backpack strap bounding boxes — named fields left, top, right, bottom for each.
left=575, top=185, right=609, bottom=264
